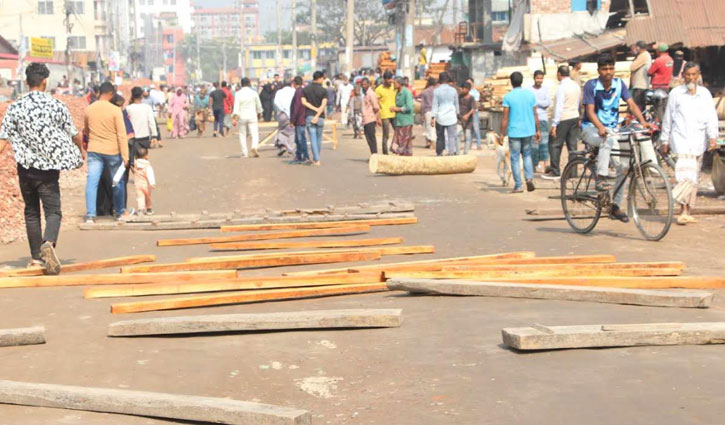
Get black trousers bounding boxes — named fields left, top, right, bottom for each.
left=631, top=88, right=647, bottom=113
left=17, top=167, right=62, bottom=261
left=549, top=118, right=580, bottom=175
left=435, top=123, right=446, bottom=156
left=364, top=122, right=387, bottom=155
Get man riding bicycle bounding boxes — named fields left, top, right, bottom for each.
left=581, top=54, right=654, bottom=223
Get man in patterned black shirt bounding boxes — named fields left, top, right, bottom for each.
left=0, top=63, right=83, bottom=274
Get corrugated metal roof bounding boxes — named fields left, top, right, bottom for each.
left=534, top=29, right=626, bottom=61
left=625, top=0, right=725, bottom=48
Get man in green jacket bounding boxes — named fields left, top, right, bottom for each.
left=390, top=77, right=415, bottom=156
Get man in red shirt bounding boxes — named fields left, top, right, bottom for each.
left=222, top=81, right=234, bottom=136
left=648, top=43, right=673, bottom=90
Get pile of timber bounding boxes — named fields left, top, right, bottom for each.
left=77, top=200, right=415, bottom=231
left=426, top=62, right=449, bottom=80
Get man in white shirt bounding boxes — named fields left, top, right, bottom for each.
left=467, top=78, right=482, bottom=150
left=273, top=80, right=297, bottom=156
left=543, top=65, right=582, bottom=179
left=661, top=62, right=719, bottom=224
left=337, top=76, right=354, bottom=128
left=231, top=77, right=263, bottom=158
left=529, top=70, right=551, bottom=173
left=431, top=72, right=460, bottom=156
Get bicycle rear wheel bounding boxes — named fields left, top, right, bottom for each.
left=561, top=157, right=602, bottom=233
left=628, top=163, right=674, bottom=241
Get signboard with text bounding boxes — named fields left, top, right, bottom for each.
left=30, top=38, right=53, bottom=59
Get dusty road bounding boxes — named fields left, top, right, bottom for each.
left=1, top=123, right=724, bottom=425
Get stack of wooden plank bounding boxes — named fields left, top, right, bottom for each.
left=426, top=62, right=449, bottom=80
left=77, top=200, right=415, bottom=231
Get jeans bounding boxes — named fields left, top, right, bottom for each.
left=238, top=119, right=259, bottom=156
left=472, top=109, right=482, bottom=148
left=509, top=136, right=534, bottom=189
left=549, top=118, right=580, bottom=175
left=305, top=116, right=324, bottom=161
left=463, top=127, right=475, bottom=154
left=326, top=105, right=334, bottom=118
left=17, top=168, right=62, bottom=261
left=363, top=122, right=385, bottom=154
left=582, top=125, right=658, bottom=206
left=86, top=152, right=125, bottom=217
left=435, top=123, right=457, bottom=156
left=213, top=109, right=225, bottom=134
left=294, top=125, right=309, bottom=161
left=532, top=120, right=550, bottom=168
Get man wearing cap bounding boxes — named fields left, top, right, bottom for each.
left=629, top=41, right=652, bottom=112
left=648, top=43, right=673, bottom=90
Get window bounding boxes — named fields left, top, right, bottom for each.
left=163, top=0, right=168, bottom=4
left=265, top=50, right=274, bottom=59
left=171, top=0, right=176, bottom=4
left=148, top=0, right=153, bottom=5
left=165, top=34, right=174, bottom=43
left=68, top=0, right=83, bottom=14
left=38, top=0, right=53, bottom=14
left=139, top=0, right=144, bottom=4
left=282, top=49, right=290, bottom=59
left=572, top=0, right=600, bottom=12
left=252, top=51, right=262, bottom=59
left=492, top=11, right=508, bottom=22
left=68, top=36, right=86, bottom=50
left=301, top=50, right=310, bottom=60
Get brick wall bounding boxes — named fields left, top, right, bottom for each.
left=530, top=0, right=611, bottom=15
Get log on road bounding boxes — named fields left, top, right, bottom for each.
left=111, top=283, right=389, bottom=314
left=120, top=251, right=382, bottom=273
left=108, top=309, right=403, bottom=336
left=502, top=322, right=725, bottom=351
left=0, top=380, right=309, bottom=425
left=387, top=279, right=713, bottom=308
left=156, top=225, right=371, bottom=247
left=0, top=327, right=46, bottom=347
left=209, top=237, right=404, bottom=252
left=369, top=154, right=478, bottom=175
left=0, top=255, right=157, bottom=277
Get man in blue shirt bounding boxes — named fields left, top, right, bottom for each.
left=582, top=54, right=652, bottom=221
left=501, top=71, right=540, bottom=193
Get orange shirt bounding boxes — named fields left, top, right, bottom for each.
left=84, top=99, right=129, bottom=161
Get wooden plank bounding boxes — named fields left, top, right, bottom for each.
left=108, top=309, right=403, bottom=336
left=283, top=251, right=540, bottom=276
left=186, top=245, right=434, bottom=263
left=220, top=217, right=417, bottom=232
left=384, top=268, right=682, bottom=279
left=435, top=262, right=685, bottom=272
left=111, top=283, right=389, bottom=314
left=502, top=322, right=725, bottom=351
left=387, top=279, right=712, bottom=308
left=84, top=272, right=385, bottom=298
left=209, top=237, right=404, bottom=252
left=156, top=225, right=372, bottom=247
left=0, top=327, right=46, bottom=347
left=0, top=255, right=157, bottom=277
left=0, top=380, right=310, bottom=425
left=0, top=270, right=238, bottom=289
left=120, top=251, right=382, bottom=274
left=390, top=276, right=725, bottom=289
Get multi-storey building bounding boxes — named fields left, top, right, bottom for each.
left=192, top=1, right=260, bottom=43
left=133, top=0, right=193, bottom=38
left=162, top=27, right=186, bottom=85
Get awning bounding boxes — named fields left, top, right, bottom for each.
left=626, top=0, right=725, bottom=48
left=534, top=29, right=626, bottom=61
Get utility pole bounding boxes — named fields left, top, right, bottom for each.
left=404, top=0, right=415, bottom=80
left=196, top=29, right=202, bottom=80
left=238, top=0, right=246, bottom=78
left=222, top=41, right=227, bottom=83
left=452, top=0, right=458, bottom=26
left=292, top=0, right=298, bottom=75
left=275, top=0, right=281, bottom=74
left=310, top=0, right=317, bottom=71
left=344, top=0, right=354, bottom=75
left=16, top=14, right=24, bottom=93
left=64, top=0, right=73, bottom=81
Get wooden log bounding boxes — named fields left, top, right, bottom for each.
left=0, top=255, right=157, bottom=277
left=209, top=237, right=404, bottom=252
left=220, top=217, right=417, bottom=232
left=0, top=327, right=46, bottom=347
left=502, top=322, right=725, bottom=351
left=111, top=283, right=389, bottom=314
left=156, top=225, right=371, bottom=247
left=108, top=309, right=403, bottom=336
left=369, top=153, right=478, bottom=175
left=0, top=270, right=237, bottom=289
left=79, top=213, right=415, bottom=231
left=0, top=380, right=310, bottom=425
left=384, top=268, right=682, bottom=279
left=186, top=246, right=434, bottom=263
left=84, top=272, right=385, bottom=298
left=387, top=279, right=712, bottom=308
left=390, top=276, right=725, bottom=289
left=283, top=251, right=539, bottom=276
left=120, top=251, right=382, bottom=274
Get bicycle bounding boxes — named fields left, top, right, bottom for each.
left=560, top=126, right=674, bottom=241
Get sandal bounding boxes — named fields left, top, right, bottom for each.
left=676, top=215, right=688, bottom=225
left=685, top=215, right=698, bottom=223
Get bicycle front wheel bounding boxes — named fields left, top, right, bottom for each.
left=561, top=157, right=602, bottom=234
left=628, top=163, right=674, bottom=241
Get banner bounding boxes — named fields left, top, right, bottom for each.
left=30, top=37, right=53, bottom=59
